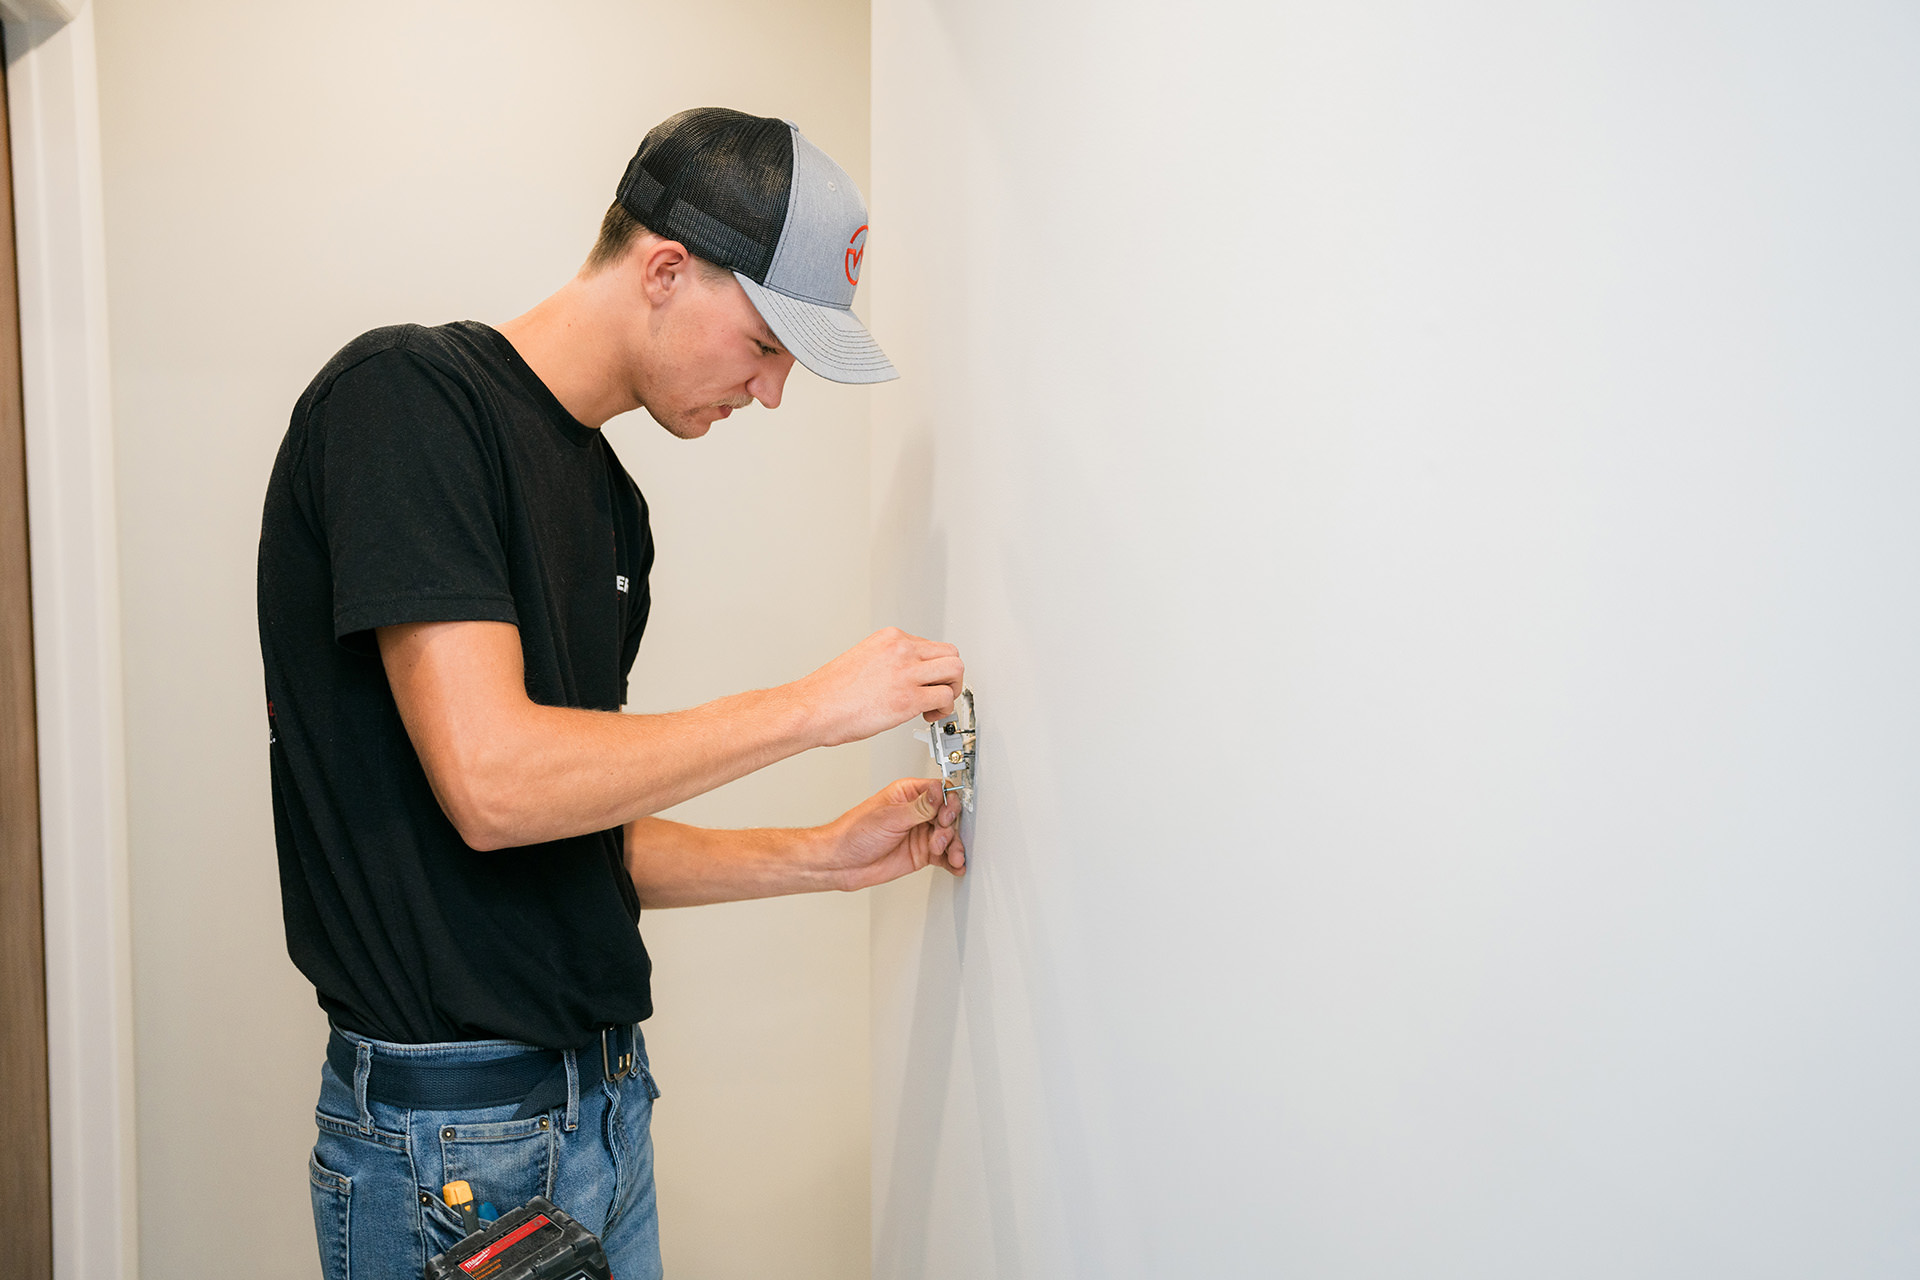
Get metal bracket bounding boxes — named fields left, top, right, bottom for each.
left=917, top=688, right=977, bottom=813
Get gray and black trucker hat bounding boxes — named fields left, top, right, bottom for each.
left=615, top=107, right=896, bottom=384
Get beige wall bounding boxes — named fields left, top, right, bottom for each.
left=91, top=2, right=873, bottom=1276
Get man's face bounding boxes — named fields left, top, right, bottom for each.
left=640, top=267, right=797, bottom=439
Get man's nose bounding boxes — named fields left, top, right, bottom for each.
left=751, top=354, right=795, bottom=410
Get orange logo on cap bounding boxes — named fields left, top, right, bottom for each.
left=845, top=225, right=868, bottom=286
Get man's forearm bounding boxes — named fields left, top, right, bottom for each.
left=425, top=686, right=820, bottom=851
left=379, top=619, right=963, bottom=852
left=623, top=815, right=840, bottom=907
left=380, top=618, right=826, bottom=849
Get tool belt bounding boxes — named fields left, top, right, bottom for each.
left=327, top=1023, right=641, bottom=1121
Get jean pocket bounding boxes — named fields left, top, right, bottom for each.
left=308, top=1148, right=352, bottom=1280
left=421, top=1114, right=558, bottom=1256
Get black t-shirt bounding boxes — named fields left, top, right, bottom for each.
left=258, top=321, right=655, bottom=1048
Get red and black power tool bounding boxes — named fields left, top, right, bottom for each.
left=423, top=1181, right=611, bottom=1280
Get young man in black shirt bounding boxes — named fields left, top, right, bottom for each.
left=258, top=109, right=962, bottom=1280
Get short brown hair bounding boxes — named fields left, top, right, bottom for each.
left=584, top=200, right=731, bottom=283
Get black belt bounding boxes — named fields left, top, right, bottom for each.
left=327, top=1023, right=641, bottom=1121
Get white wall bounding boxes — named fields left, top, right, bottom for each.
left=869, top=2, right=1920, bottom=1276
left=91, top=2, right=874, bottom=1276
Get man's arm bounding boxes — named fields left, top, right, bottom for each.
left=377, top=620, right=963, bottom=851
left=623, top=776, right=966, bottom=908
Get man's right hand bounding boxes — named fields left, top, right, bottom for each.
left=793, top=627, right=965, bottom=747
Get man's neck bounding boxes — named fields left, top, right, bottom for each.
left=496, top=274, right=643, bottom=430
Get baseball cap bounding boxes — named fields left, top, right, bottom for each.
left=615, top=108, right=897, bottom=384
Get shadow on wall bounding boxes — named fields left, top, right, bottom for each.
left=873, top=825, right=1026, bottom=1277
left=868, top=645, right=1109, bottom=1275
left=864, top=186, right=1122, bottom=1280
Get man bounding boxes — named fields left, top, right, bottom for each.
left=258, top=107, right=964, bottom=1280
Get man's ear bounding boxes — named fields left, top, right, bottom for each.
left=636, top=236, right=693, bottom=307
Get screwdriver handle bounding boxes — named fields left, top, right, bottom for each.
left=441, top=1180, right=482, bottom=1236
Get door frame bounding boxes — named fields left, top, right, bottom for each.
left=2, top=3, right=137, bottom=1277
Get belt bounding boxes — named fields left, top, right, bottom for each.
left=327, top=1023, right=641, bottom=1121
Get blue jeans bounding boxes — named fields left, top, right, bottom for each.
left=309, top=1026, right=662, bottom=1280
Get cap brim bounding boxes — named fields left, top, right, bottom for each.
left=735, top=273, right=898, bottom=384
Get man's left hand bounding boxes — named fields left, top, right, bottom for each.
left=824, top=777, right=966, bottom=890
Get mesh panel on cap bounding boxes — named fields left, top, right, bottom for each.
left=616, top=108, right=793, bottom=283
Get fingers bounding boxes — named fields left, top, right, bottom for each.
left=815, top=629, right=966, bottom=743
left=829, top=772, right=970, bottom=893
left=943, top=790, right=963, bottom=846
left=923, top=788, right=965, bottom=875
left=875, top=776, right=942, bottom=832
left=913, top=655, right=965, bottom=687
left=889, top=642, right=960, bottom=723
left=876, top=629, right=962, bottom=695
left=865, top=628, right=958, bottom=663
left=888, top=628, right=958, bottom=660
left=906, top=811, right=963, bottom=876
left=854, top=777, right=966, bottom=881
left=912, top=656, right=965, bottom=712
left=939, top=818, right=966, bottom=875
left=881, top=775, right=929, bottom=802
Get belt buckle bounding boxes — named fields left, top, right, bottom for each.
left=600, top=1025, right=632, bottom=1083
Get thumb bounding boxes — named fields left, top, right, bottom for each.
left=879, top=776, right=941, bottom=826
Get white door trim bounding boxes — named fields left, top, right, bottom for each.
left=3, top=4, right=138, bottom=1278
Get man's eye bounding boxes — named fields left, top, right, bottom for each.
left=757, top=343, right=777, bottom=357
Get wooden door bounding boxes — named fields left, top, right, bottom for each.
left=0, top=46, right=54, bottom=1280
